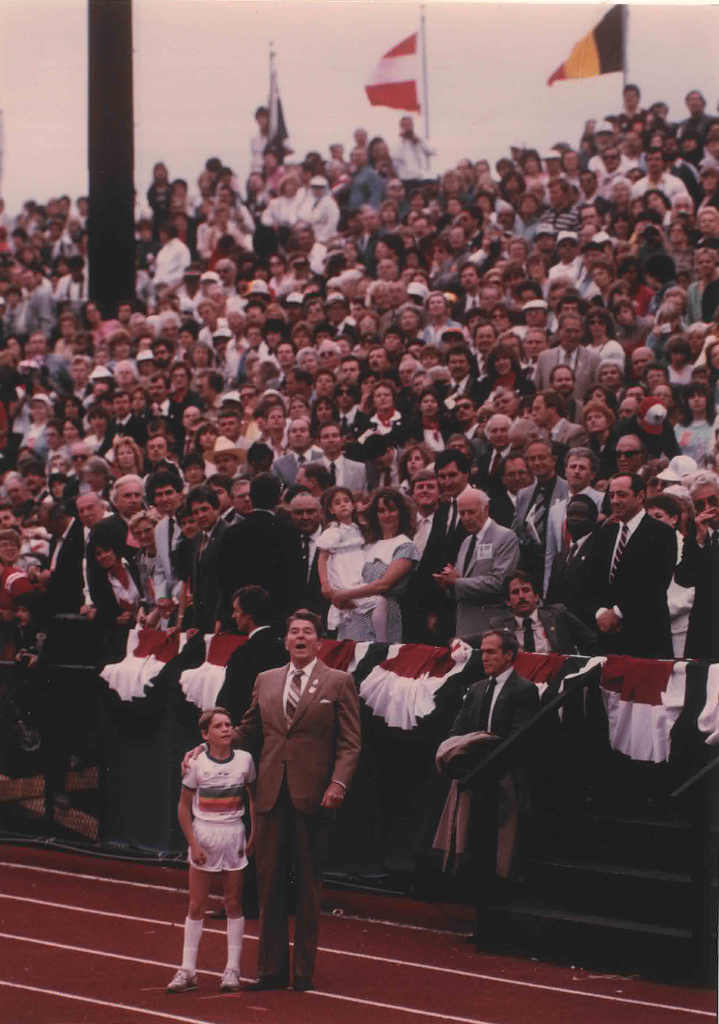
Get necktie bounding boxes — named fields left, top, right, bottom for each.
left=199, top=531, right=210, bottom=557
left=567, top=541, right=578, bottom=564
left=286, top=669, right=303, bottom=724
left=446, top=499, right=457, bottom=536
left=531, top=487, right=548, bottom=545
left=329, top=461, right=337, bottom=484
left=477, top=676, right=497, bottom=732
left=341, top=415, right=348, bottom=431
left=462, top=534, right=477, bottom=576
left=523, top=617, right=536, bottom=652
left=609, top=523, right=629, bottom=584
left=298, top=452, right=306, bottom=465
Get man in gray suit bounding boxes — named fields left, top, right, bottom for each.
left=317, top=421, right=368, bottom=490
left=468, top=570, right=597, bottom=655
left=149, top=471, right=185, bottom=617
left=271, top=419, right=323, bottom=490
left=531, top=391, right=589, bottom=448
left=542, top=447, right=603, bottom=594
left=433, top=487, right=519, bottom=638
left=512, top=440, right=569, bottom=593
left=534, top=312, right=600, bottom=399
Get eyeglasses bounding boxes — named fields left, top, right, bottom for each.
left=71, top=454, right=88, bottom=462
left=616, top=449, right=642, bottom=458
left=456, top=402, right=474, bottom=411
left=694, top=495, right=719, bottom=513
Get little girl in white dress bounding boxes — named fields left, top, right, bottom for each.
left=317, top=487, right=387, bottom=641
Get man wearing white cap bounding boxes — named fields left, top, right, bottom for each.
left=299, top=177, right=340, bottom=244
left=548, top=232, right=581, bottom=284
left=522, top=299, right=548, bottom=331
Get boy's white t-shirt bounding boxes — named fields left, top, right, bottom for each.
left=183, top=749, right=255, bottom=825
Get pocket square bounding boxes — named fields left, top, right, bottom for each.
left=319, top=698, right=332, bottom=704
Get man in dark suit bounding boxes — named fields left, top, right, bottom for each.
left=587, top=473, right=676, bottom=658
left=187, top=485, right=228, bottom=634
left=289, top=492, right=329, bottom=627
left=674, top=472, right=719, bottom=660
left=469, top=570, right=597, bottom=655
left=84, top=474, right=143, bottom=608
left=404, top=450, right=470, bottom=643
left=236, top=609, right=361, bottom=991
left=545, top=494, right=601, bottom=628
left=215, top=586, right=288, bottom=725
left=448, top=630, right=541, bottom=882
left=488, top=452, right=531, bottom=529
left=107, top=389, right=148, bottom=448
left=39, top=502, right=84, bottom=618
left=217, top=474, right=304, bottom=629
left=475, top=414, right=513, bottom=496
left=450, top=629, right=540, bottom=742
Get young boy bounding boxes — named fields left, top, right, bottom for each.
left=168, top=706, right=256, bottom=994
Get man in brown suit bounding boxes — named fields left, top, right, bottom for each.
left=237, top=609, right=361, bottom=992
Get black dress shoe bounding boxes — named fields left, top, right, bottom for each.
left=245, top=975, right=289, bottom=991
left=293, top=976, right=313, bottom=991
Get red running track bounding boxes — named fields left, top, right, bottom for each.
left=0, top=846, right=713, bottom=1024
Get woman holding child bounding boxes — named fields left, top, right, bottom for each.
left=318, top=486, right=418, bottom=643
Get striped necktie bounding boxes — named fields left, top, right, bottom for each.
left=609, top=523, right=629, bottom=584
left=286, top=669, right=303, bottom=724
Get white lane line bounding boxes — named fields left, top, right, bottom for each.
left=0, top=929, right=250, bottom=981
left=0, top=932, right=494, bottom=1024
left=0, top=891, right=712, bottom=1018
left=0, top=980, right=213, bottom=1024
left=0, top=859, right=202, bottom=897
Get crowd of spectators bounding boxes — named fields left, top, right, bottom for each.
left=1, top=83, right=719, bottom=664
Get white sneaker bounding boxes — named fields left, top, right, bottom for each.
left=220, top=967, right=241, bottom=993
left=167, top=968, right=197, bottom=993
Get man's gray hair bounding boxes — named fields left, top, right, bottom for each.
left=686, top=470, right=719, bottom=498
left=112, top=473, right=144, bottom=504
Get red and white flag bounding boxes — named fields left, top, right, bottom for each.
left=365, top=33, right=421, bottom=113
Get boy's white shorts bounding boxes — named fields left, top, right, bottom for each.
left=189, top=820, right=247, bottom=872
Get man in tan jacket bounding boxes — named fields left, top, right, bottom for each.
left=237, top=608, right=361, bottom=992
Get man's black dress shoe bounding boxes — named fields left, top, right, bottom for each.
left=245, top=974, right=289, bottom=991
left=293, top=976, right=314, bottom=991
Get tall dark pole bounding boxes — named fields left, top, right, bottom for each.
left=88, top=0, right=135, bottom=311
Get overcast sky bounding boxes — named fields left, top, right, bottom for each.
left=2, top=1, right=718, bottom=215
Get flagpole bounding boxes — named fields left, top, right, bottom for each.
left=420, top=4, right=429, bottom=142
left=621, top=4, right=628, bottom=89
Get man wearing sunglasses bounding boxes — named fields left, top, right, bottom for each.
left=675, top=472, right=719, bottom=660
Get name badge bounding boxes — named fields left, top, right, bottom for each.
left=477, top=543, right=493, bottom=559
